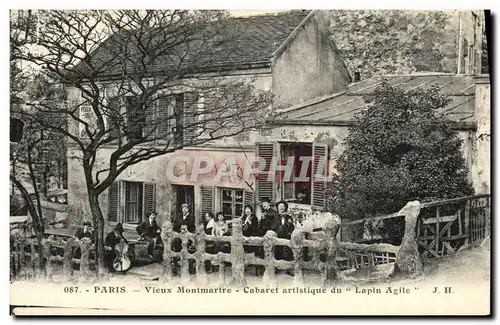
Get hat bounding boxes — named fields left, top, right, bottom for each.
left=261, top=198, right=271, bottom=204
left=181, top=203, right=189, bottom=209
left=113, top=223, right=124, bottom=233
left=276, top=200, right=289, bottom=212
left=83, top=221, right=92, bottom=226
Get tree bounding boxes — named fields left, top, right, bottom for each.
left=328, top=82, right=473, bottom=221
left=13, top=10, right=273, bottom=276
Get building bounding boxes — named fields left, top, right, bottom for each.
left=66, top=10, right=352, bottom=229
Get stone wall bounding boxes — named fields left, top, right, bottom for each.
left=329, top=10, right=484, bottom=79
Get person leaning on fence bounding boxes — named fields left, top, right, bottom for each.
left=258, top=198, right=278, bottom=236
left=173, top=203, right=195, bottom=233
left=203, top=212, right=216, bottom=273
left=73, top=221, right=94, bottom=263
left=104, top=223, right=128, bottom=273
left=275, top=201, right=295, bottom=274
left=136, top=212, right=162, bottom=260
left=242, top=205, right=258, bottom=253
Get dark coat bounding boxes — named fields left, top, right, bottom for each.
left=257, top=208, right=279, bottom=237
left=136, top=218, right=160, bottom=238
left=104, top=231, right=128, bottom=249
left=173, top=213, right=195, bottom=233
left=74, top=228, right=93, bottom=240
left=242, top=214, right=259, bottom=237
left=275, top=213, right=295, bottom=239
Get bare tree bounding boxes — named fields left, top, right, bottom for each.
left=13, top=10, right=273, bottom=276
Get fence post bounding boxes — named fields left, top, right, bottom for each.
left=464, top=200, right=471, bottom=246
left=262, top=230, right=277, bottom=287
left=161, top=219, right=173, bottom=282
left=323, top=218, right=340, bottom=286
left=392, top=201, right=423, bottom=278
left=79, top=238, right=92, bottom=281
left=195, top=224, right=207, bottom=285
left=63, top=237, right=77, bottom=281
left=41, top=239, right=53, bottom=281
left=180, top=231, right=190, bottom=283
left=290, top=229, right=305, bottom=286
left=230, top=218, right=246, bottom=287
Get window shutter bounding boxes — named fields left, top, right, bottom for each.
left=201, top=186, right=214, bottom=216
left=144, top=98, right=156, bottom=141
left=107, top=97, right=122, bottom=142
left=311, top=143, right=328, bottom=211
left=108, top=181, right=120, bottom=222
left=142, top=182, right=156, bottom=219
left=244, top=190, right=255, bottom=210
left=183, top=92, right=198, bottom=145
left=157, top=95, right=175, bottom=145
left=256, top=142, right=279, bottom=203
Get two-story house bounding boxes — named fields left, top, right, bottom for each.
left=66, top=10, right=351, bottom=230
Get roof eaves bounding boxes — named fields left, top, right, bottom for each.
left=271, top=10, right=315, bottom=62
left=274, top=90, right=346, bottom=115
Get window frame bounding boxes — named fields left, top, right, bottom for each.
left=220, top=187, right=244, bottom=220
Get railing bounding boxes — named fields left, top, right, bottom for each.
left=10, top=195, right=490, bottom=283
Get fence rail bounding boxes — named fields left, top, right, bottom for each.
left=10, top=195, right=490, bottom=284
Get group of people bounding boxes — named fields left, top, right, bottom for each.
left=70, top=198, right=296, bottom=274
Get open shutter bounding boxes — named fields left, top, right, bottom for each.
left=142, top=182, right=156, bottom=220
left=311, top=143, right=328, bottom=211
left=157, top=95, right=175, bottom=145
left=183, top=92, right=198, bottom=145
left=244, top=190, right=255, bottom=210
left=144, top=98, right=156, bottom=141
left=107, top=97, right=122, bottom=142
left=108, top=181, right=120, bottom=222
left=256, top=142, right=279, bottom=203
left=201, top=186, right=214, bottom=216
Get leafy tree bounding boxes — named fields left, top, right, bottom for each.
left=328, top=82, right=473, bottom=221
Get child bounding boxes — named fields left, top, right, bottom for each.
left=213, top=212, right=228, bottom=236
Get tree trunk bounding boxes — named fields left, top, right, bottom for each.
left=88, top=192, right=107, bottom=278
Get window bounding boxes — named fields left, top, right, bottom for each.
left=125, top=182, right=142, bottom=223
left=220, top=188, right=244, bottom=219
left=280, top=142, right=313, bottom=204
left=108, top=180, right=156, bottom=225
left=126, top=96, right=145, bottom=141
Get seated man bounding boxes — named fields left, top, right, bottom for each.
left=136, top=212, right=162, bottom=260
left=104, top=223, right=128, bottom=273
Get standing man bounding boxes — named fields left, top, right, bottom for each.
left=136, top=212, right=161, bottom=260
left=173, top=203, right=195, bottom=233
left=258, top=198, right=278, bottom=236
left=74, top=221, right=94, bottom=240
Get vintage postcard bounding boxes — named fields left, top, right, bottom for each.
left=9, top=9, right=491, bottom=316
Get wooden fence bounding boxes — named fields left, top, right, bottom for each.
left=10, top=195, right=490, bottom=284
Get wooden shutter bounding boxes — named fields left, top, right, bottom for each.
left=183, top=92, right=198, bottom=145
left=144, top=98, right=156, bottom=141
left=201, top=186, right=214, bottom=216
left=244, top=190, right=255, bottom=210
left=256, top=142, right=279, bottom=203
left=108, top=181, right=120, bottom=222
left=142, top=182, right=156, bottom=219
left=311, top=143, right=328, bottom=211
left=107, top=97, right=122, bottom=142
left=157, top=95, right=174, bottom=145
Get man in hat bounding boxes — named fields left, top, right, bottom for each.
left=173, top=203, right=195, bottom=234
left=104, top=223, right=128, bottom=273
left=257, top=198, right=278, bottom=236
left=74, top=221, right=94, bottom=240
left=136, top=212, right=162, bottom=260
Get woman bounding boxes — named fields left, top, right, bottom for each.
left=242, top=205, right=258, bottom=237
left=213, top=212, right=228, bottom=236
left=203, top=212, right=215, bottom=235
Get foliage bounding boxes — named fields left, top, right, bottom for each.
left=328, top=82, right=474, bottom=220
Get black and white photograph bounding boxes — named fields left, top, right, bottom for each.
left=8, top=7, right=491, bottom=316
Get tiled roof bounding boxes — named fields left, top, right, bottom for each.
left=276, top=74, right=476, bottom=124
left=79, top=10, right=312, bottom=78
